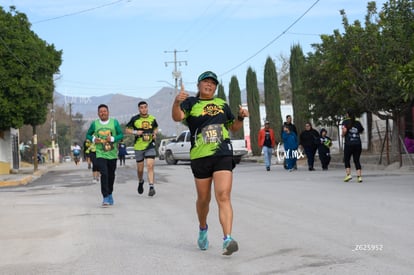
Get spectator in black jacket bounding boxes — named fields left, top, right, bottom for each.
left=317, top=128, right=332, bottom=170
left=299, top=122, right=319, bottom=171
left=281, top=115, right=297, bottom=138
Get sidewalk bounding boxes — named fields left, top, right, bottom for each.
left=0, top=162, right=57, bottom=187
left=243, top=152, right=414, bottom=172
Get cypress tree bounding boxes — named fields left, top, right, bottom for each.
left=246, top=67, right=261, bottom=156
left=228, top=76, right=244, bottom=139
left=217, top=83, right=226, bottom=101
left=290, top=44, right=308, bottom=140
left=264, top=56, right=283, bottom=143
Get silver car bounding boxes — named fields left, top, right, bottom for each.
left=125, top=146, right=135, bottom=159
left=158, top=139, right=171, bottom=160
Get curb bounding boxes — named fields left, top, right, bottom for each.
left=0, top=167, right=49, bottom=187
left=241, top=156, right=413, bottom=173
left=0, top=175, right=33, bottom=187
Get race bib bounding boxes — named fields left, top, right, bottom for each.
left=142, top=133, right=152, bottom=142
left=201, top=124, right=223, bottom=144
left=102, top=142, right=114, bottom=152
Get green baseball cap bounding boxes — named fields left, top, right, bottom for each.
left=197, top=71, right=219, bottom=85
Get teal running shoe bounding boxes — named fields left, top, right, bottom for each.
left=222, top=236, right=238, bottom=256
left=108, top=194, right=114, bottom=205
left=198, top=226, right=209, bottom=250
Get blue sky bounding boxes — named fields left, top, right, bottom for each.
left=1, top=0, right=386, bottom=99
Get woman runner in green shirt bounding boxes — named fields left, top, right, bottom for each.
left=172, top=71, right=248, bottom=256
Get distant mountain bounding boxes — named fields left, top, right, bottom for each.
left=54, top=83, right=268, bottom=136
left=54, top=87, right=195, bottom=136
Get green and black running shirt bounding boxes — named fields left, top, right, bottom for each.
left=126, top=114, right=158, bottom=151
left=180, top=96, right=235, bottom=160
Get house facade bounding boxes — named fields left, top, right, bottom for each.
left=0, top=128, right=19, bottom=174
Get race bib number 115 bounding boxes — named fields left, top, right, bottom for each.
left=201, top=124, right=223, bottom=144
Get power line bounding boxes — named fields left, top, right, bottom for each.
left=174, top=0, right=246, bottom=51
left=0, top=35, right=27, bottom=67
left=166, top=0, right=218, bottom=50
left=1, top=1, right=130, bottom=67
left=32, top=0, right=130, bottom=24
left=286, top=32, right=322, bottom=37
left=220, top=0, right=320, bottom=77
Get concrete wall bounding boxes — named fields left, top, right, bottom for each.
left=0, top=129, right=17, bottom=174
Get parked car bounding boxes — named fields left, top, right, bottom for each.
left=158, top=138, right=172, bottom=160
left=164, top=131, right=192, bottom=165
left=125, top=146, right=135, bottom=159
left=164, top=130, right=248, bottom=165
left=62, top=155, right=72, bottom=162
left=231, top=139, right=248, bottom=164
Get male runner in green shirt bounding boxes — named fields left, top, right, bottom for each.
left=86, top=104, right=124, bottom=206
left=126, top=101, right=159, bottom=197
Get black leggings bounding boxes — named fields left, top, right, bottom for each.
left=344, top=144, right=362, bottom=170
left=90, top=152, right=98, bottom=172
left=96, top=158, right=117, bottom=197
left=304, top=146, right=317, bottom=169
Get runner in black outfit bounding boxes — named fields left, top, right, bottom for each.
left=342, top=109, right=364, bottom=183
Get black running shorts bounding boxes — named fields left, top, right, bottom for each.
left=191, top=156, right=235, bottom=179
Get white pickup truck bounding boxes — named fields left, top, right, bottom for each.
left=164, top=130, right=248, bottom=165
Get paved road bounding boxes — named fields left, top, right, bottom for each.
left=1, top=159, right=413, bottom=275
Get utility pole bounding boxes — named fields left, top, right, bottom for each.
left=50, top=100, right=56, bottom=163
left=164, top=49, right=188, bottom=136
left=69, top=102, right=73, bottom=153
left=164, top=49, right=188, bottom=94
